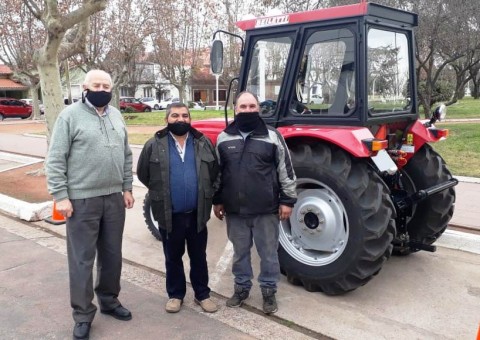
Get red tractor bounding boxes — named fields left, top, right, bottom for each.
left=143, top=1, right=457, bottom=295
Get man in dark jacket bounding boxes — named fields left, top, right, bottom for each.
left=213, top=91, right=297, bottom=314
left=137, top=103, right=219, bottom=313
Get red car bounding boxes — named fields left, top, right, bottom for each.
left=0, top=97, right=32, bottom=120
left=119, top=97, right=152, bottom=112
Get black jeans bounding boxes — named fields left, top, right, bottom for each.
left=159, top=212, right=211, bottom=301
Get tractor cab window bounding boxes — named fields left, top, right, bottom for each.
left=367, top=29, right=411, bottom=114
left=245, top=36, right=293, bottom=117
left=291, top=28, right=355, bottom=116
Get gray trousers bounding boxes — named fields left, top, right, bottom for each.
left=66, top=193, right=125, bottom=322
left=226, top=213, right=280, bottom=291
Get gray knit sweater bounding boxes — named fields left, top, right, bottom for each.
left=46, top=101, right=133, bottom=201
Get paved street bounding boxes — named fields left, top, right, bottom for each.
left=0, top=120, right=479, bottom=339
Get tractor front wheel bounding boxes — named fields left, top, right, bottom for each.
left=142, top=193, right=162, bottom=241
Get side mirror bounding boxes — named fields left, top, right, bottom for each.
left=425, top=104, right=447, bottom=127
left=210, top=40, right=224, bottom=75
left=434, top=104, right=447, bottom=121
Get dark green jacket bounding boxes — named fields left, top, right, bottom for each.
left=137, top=127, right=219, bottom=233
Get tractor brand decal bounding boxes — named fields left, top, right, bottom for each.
left=255, top=15, right=290, bottom=28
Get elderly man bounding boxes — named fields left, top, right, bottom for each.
left=213, top=91, right=297, bottom=314
left=46, top=69, right=134, bottom=340
left=137, top=102, right=219, bottom=314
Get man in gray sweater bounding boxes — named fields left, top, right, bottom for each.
left=46, top=69, right=134, bottom=340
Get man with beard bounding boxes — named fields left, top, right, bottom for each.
left=46, top=69, right=134, bottom=340
left=213, top=91, right=297, bottom=314
left=137, top=102, right=219, bottom=314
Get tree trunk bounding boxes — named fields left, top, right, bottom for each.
left=37, top=48, right=65, bottom=142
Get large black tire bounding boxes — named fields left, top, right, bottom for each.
left=397, top=144, right=455, bottom=254
left=0, top=113, right=4, bottom=121
left=280, top=142, right=396, bottom=295
left=143, top=193, right=162, bottom=241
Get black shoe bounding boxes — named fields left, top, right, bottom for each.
left=226, top=287, right=249, bottom=308
left=100, top=305, right=132, bottom=321
left=73, top=322, right=91, bottom=340
left=261, top=288, right=278, bottom=314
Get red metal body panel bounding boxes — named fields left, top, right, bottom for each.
left=401, top=120, right=448, bottom=162
left=277, top=125, right=374, bottom=157
left=236, top=3, right=368, bottom=31
left=191, top=119, right=228, bottom=145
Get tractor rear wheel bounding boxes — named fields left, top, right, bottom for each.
left=396, top=144, right=455, bottom=255
left=280, top=142, right=396, bottom=295
left=143, top=193, right=162, bottom=241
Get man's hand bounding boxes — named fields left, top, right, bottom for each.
left=278, top=204, right=292, bottom=221
left=123, top=191, right=135, bottom=209
left=56, top=199, right=73, bottom=218
left=213, top=204, right=225, bottom=220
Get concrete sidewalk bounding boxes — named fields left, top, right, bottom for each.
left=0, top=213, right=315, bottom=340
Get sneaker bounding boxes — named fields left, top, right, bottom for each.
left=165, top=298, right=183, bottom=313
left=194, top=297, right=218, bottom=313
left=226, top=288, right=249, bottom=308
left=262, top=289, right=278, bottom=314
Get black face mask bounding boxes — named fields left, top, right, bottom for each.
left=168, top=122, right=191, bottom=136
left=235, top=112, right=261, bottom=132
left=85, top=90, right=112, bottom=108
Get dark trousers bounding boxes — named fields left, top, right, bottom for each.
left=66, top=193, right=125, bottom=322
left=159, top=212, right=211, bottom=301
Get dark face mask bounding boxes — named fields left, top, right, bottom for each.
left=168, top=122, right=191, bottom=136
left=235, top=112, right=261, bottom=132
left=85, top=90, right=112, bottom=108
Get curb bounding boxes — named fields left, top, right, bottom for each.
left=0, top=193, right=52, bottom=222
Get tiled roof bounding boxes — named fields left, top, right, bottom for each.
left=0, top=65, right=13, bottom=75
left=0, top=78, right=28, bottom=90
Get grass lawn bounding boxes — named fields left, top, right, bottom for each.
left=431, top=122, right=480, bottom=177
left=124, top=109, right=227, bottom=126
left=443, top=96, right=480, bottom=119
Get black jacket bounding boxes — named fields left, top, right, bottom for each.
left=137, top=127, right=219, bottom=233
left=213, top=119, right=296, bottom=216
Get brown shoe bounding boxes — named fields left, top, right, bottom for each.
left=194, top=297, right=218, bottom=313
left=165, top=298, right=183, bottom=313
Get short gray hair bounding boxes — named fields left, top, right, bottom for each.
left=83, top=69, right=112, bottom=87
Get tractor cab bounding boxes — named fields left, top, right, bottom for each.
left=212, top=2, right=418, bottom=129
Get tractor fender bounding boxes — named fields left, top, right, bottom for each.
left=277, top=125, right=375, bottom=158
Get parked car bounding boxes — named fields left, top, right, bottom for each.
left=309, top=94, right=324, bottom=104
left=21, top=99, right=45, bottom=115
left=0, top=98, right=32, bottom=120
left=139, top=97, right=161, bottom=110
left=158, top=97, right=180, bottom=110
left=189, top=101, right=206, bottom=110
left=119, top=97, right=152, bottom=112
left=64, top=98, right=80, bottom=105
